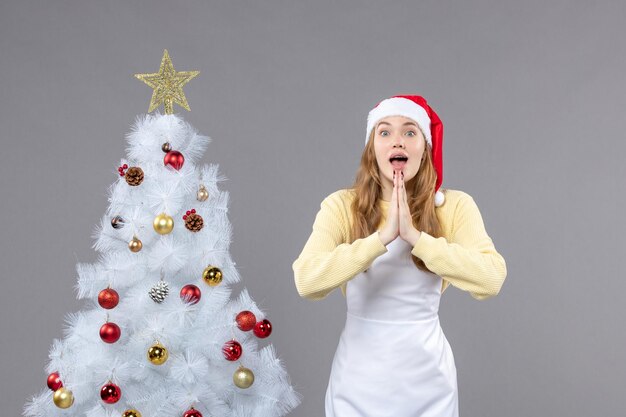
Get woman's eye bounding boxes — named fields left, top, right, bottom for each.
left=380, top=130, right=389, bottom=136
left=406, top=131, right=415, bottom=137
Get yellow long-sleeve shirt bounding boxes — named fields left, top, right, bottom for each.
left=293, top=188, right=507, bottom=301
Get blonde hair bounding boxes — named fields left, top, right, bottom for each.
left=348, top=128, right=443, bottom=272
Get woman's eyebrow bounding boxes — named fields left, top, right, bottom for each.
left=378, top=121, right=418, bottom=127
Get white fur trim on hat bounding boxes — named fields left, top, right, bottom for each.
left=434, top=190, right=445, bottom=207
left=366, top=97, right=432, bottom=146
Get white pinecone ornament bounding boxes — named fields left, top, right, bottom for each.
left=149, top=280, right=169, bottom=303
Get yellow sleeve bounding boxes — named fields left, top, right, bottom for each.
left=411, top=192, right=507, bottom=300
left=293, top=192, right=389, bottom=300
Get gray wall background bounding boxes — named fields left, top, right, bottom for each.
left=1, top=1, right=624, bottom=416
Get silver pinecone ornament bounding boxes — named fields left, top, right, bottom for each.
left=149, top=280, right=170, bottom=303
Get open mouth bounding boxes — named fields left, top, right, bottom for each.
left=389, top=155, right=408, bottom=170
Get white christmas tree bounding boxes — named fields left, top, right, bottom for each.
left=23, top=50, right=301, bottom=417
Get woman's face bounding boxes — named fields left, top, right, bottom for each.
left=373, top=115, right=427, bottom=186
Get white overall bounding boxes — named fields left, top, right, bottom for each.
left=325, top=236, right=459, bottom=417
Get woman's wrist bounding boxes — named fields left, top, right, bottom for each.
left=405, top=228, right=421, bottom=247
left=377, top=231, right=391, bottom=246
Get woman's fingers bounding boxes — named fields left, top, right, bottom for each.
left=400, top=171, right=413, bottom=237
left=391, top=170, right=398, bottom=204
left=398, top=171, right=403, bottom=212
left=403, top=172, right=409, bottom=209
left=397, top=170, right=402, bottom=204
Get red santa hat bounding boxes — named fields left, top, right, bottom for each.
left=366, top=95, right=445, bottom=207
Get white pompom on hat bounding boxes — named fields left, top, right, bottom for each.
left=366, top=95, right=445, bottom=207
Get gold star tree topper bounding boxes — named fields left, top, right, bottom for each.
left=135, top=49, right=199, bottom=114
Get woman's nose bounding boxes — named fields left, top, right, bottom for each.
left=393, top=135, right=405, bottom=147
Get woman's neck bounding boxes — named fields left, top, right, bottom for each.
left=380, top=185, right=393, bottom=202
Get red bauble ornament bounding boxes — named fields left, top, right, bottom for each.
left=99, top=322, right=121, bottom=343
left=183, top=407, right=203, bottom=417
left=100, top=382, right=121, bottom=404
left=180, top=284, right=201, bottom=305
left=253, top=319, right=272, bottom=338
left=164, top=150, right=185, bottom=170
left=46, top=372, right=63, bottom=391
left=236, top=311, right=256, bottom=331
left=222, top=339, right=243, bottom=361
left=98, top=288, right=119, bottom=309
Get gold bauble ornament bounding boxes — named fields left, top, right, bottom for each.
left=197, top=185, right=209, bottom=202
left=233, top=365, right=254, bottom=388
left=122, top=409, right=142, bottom=417
left=202, top=265, right=223, bottom=287
left=147, top=342, right=169, bottom=365
left=53, top=387, right=74, bottom=408
left=129, top=236, right=143, bottom=252
left=153, top=213, right=174, bottom=235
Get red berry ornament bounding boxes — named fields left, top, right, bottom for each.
left=182, top=209, right=197, bottom=221
left=164, top=150, right=185, bottom=170
left=98, top=288, right=119, bottom=309
left=222, top=339, right=243, bottom=361
left=236, top=311, right=256, bottom=331
left=99, top=322, right=121, bottom=343
left=100, top=382, right=121, bottom=404
left=180, top=284, right=202, bottom=305
left=118, top=164, right=129, bottom=176
left=253, top=318, right=272, bottom=338
left=47, top=372, right=63, bottom=391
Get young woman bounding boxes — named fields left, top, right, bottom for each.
left=292, top=95, right=507, bottom=416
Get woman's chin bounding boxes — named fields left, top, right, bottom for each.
left=388, top=169, right=414, bottom=181
left=381, top=167, right=415, bottom=183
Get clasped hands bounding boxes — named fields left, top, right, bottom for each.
left=378, top=170, right=422, bottom=247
